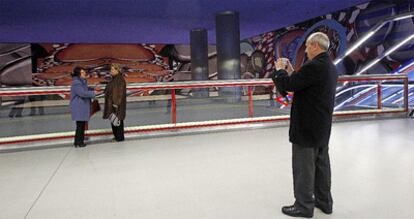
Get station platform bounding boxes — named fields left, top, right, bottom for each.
left=1, top=118, right=413, bottom=219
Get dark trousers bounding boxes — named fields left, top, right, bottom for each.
left=74, top=121, right=86, bottom=145
left=111, top=120, right=124, bottom=141
left=292, top=144, right=333, bottom=214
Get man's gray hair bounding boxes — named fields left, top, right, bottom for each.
left=307, top=32, right=330, bottom=51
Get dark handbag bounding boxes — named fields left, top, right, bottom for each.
left=90, top=99, right=101, bottom=116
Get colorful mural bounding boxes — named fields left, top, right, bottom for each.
left=1, top=0, right=414, bottom=89
left=264, top=0, right=414, bottom=76
left=31, top=44, right=170, bottom=87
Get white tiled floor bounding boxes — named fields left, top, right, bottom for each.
left=1, top=118, right=414, bottom=219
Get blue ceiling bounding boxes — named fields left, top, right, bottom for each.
left=0, top=0, right=368, bottom=44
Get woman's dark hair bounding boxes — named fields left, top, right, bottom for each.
left=72, top=66, right=85, bottom=77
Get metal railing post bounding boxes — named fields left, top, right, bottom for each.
left=171, top=89, right=177, bottom=124
left=248, top=86, right=253, bottom=117
left=377, top=81, right=382, bottom=109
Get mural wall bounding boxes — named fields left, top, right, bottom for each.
left=249, top=0, right=414, bottom=77
left=31, top=44, right=170, bottom=87
left=0, top=44, right=32, bottom=87
left=1, top=0, right=413, bottom=89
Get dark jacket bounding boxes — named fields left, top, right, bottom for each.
left=103, top=74, right=127, bottom=120
left=272, top=52, right=338, bottom=148
left=70, top=77, right=95, bottom=121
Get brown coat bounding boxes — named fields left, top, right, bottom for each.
left=103, top=74, right=127, bottom=120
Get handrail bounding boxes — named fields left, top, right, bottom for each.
left=337, top=74, right=407, bottom=81
left=0, top=74, right=408, bottom=97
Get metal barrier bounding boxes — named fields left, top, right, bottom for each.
left=0, top=74, right=409, bottom=145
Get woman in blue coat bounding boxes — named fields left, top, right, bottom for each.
left=70, top=66, right=95, bottom=147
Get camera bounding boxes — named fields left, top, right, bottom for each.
left=281, top=58, right=289, bottom=69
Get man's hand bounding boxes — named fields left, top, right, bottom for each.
left=274, top=59, right=285, bottom=71
left=275, top=58, right=294, bottom=74
left=285, top=60, right=294, bottom=75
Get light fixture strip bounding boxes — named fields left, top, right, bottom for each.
left=356, top=34, right=414, bottom=74
left=333, top=12, right=414, bottom=66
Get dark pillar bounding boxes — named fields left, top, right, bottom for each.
left=190, top=28, right=209, bottom=98
left=215, top=11, right=241, bottom=101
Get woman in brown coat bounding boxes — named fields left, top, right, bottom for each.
left=103, top=64, right=127, bottom=141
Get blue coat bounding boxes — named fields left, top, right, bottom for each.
left=70, top=77, right=95, bottom=121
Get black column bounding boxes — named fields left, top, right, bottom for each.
left=191, top=28, right=209, bottom=98
left=215, top=11, right=241, bottom=101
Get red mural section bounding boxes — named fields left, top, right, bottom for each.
left=32, top=44, right=170, bottom=87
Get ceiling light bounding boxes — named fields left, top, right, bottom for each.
left=334, top=12, right=414, bottom=66
left=356, top=34, right=414, bottom=74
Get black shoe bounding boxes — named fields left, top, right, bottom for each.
left=74, top=143, right=87, bottom=148
left=315, top=203, right=332, bottom=214
left=281, top=205, right=313, bottom=218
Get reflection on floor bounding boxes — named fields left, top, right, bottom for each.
left=0, top=118, right=413, bottom=219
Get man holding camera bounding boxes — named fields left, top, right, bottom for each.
left=272, top=32, right=338, bottom=218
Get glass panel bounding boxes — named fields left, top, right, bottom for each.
left=176, top=87, right=249, bottom=123
left=0, top=94, right=73, bottom=138
left=250, top=85, right=290, bottom=117
left=0, top=78, right=410, bottom=140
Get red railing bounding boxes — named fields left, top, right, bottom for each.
left=336, top=74, right=409, bottom=113
left=0, top=74, right=409, bottom=145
